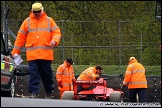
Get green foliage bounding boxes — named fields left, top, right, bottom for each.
left=52, top=64, right=161, bottom=76
left=1, top=1, right=161, bottom=67
left=143, top=47, right=161, bottom=65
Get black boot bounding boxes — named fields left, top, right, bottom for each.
left=29, top=94, right=38, bottom=98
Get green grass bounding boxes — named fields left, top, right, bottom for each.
left=52, top=64, right=161, bottom=76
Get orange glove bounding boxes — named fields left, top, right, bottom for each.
left=58, top=81, right=63, bottom=88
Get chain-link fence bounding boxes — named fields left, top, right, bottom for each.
left=4, top=19, right=161, bottom=65
left=54, top=20, right=161, bottom=65
left=1, top=1, right=161, bottom=75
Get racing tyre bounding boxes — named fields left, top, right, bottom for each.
left=62, top=91, right=74, bottom=100
left=109, top=91, right=123, bottom=102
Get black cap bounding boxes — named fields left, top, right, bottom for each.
left=66, top=58, right=73, bottom=65
left=95, top=66, right=103, bottom=72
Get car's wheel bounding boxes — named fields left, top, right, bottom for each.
left=6, top=78, right=15, bottom=97
left=62, top=91, right=74, bottom=100
left=109, top=91, right=123, bottom=102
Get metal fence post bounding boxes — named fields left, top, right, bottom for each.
left=61, top=20, right=64, bottom=62
left=140, top=34, right=143, bottom=63
left=118, top=20, right=122, bottom=66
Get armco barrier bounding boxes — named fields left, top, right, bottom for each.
left=14, top=75, right=161, bottom=102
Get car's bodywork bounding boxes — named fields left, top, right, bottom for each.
left=62, top=78, right=124, bottom=102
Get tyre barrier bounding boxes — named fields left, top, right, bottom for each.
left=13, top=69, right=161, bottom=103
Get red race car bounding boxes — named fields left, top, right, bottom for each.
left=62, top=78, right=124, bottom=102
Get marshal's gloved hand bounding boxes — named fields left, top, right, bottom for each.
left=13, top=53, right=23, bottom=66
left=50, top=40, right=56, bottom=47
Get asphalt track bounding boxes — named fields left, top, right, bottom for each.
left=1, top=97, right=161, bottom=107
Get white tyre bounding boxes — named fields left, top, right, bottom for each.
left=109, top=91, right=123, bottom=102
left=62, top=91, right=74, bottom=100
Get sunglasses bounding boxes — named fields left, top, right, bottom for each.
left=33, top=10, right=41, bottom=14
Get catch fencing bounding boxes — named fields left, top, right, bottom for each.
left=14, top=75, right=161, bottom=102
left=3, top=20, right=161, bottom=65
left=1, top=1, right=161, bottom=76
